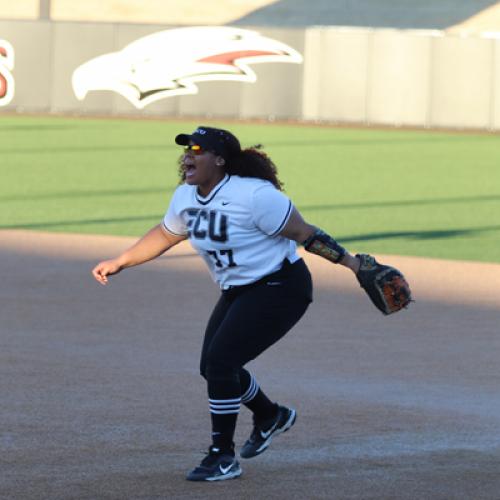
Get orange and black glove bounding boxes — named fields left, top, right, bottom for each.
left=356, top=254, right=412, bottom=315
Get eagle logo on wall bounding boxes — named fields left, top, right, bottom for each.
left=72, top=26, right=303, bottom=109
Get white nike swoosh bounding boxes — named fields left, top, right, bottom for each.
left=260, top=422, right=278, bottom=439
left=219, top=463, right=233, bottom=475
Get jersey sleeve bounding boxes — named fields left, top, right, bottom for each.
left=251, top=183, right=293, bottom=236
left=162, top=187, right=188, bottom=236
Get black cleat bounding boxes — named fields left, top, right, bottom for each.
left=240, top=405, right=297, bottom=459
left=186, top=446, right=242, bottom=481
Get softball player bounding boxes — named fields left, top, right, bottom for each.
left=92, top=126, right=361, bottom=482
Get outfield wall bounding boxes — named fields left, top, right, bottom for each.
left=0, top=20, right=499, bottom=130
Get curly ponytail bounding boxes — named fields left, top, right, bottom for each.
left=224, top=146, right=284, bottom=191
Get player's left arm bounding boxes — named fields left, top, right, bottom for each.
left=279, top=207, right=412, bottom=315
left=279, top=207, right=360, bottom=273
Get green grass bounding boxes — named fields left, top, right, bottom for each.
left=1, top=115, right=499, bottom=263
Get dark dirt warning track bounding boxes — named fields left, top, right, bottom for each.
left=1, top=231, right=500, bottom=500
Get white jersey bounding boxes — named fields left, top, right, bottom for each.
left=163, top=174, right=300, bottom=289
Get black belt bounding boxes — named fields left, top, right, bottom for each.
left=222, top=259, right=293, bottom=300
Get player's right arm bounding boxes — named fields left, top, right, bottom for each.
left=92, top=224, right=186, bottom=285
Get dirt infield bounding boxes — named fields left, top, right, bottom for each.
left=2, top=230, right=500, bottom=500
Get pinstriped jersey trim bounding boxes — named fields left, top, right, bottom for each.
left=162, top=221, right=186, bottom=236
left=270, top=199, right=292, bottom=236
left=195, top=174, right=231, bottom=205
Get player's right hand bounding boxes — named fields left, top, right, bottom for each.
left=92, top=259, right=123, bottom=285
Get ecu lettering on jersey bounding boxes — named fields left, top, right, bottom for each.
left=163, top=174, right=299, bottom=289
left=187, top=209, right=228, bottom=242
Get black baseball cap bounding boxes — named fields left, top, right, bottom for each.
left=175, top=126, right=241, bottom=159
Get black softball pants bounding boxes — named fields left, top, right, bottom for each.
left=199, top=258, right=313, bottom=450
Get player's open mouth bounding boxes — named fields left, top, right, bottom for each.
left=184, top=165, right=196, bottom=178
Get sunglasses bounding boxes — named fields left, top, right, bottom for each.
left=183, top=144, right=206, bottom=155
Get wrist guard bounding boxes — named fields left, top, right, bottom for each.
left=302, top=229, right=346, bottom=264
